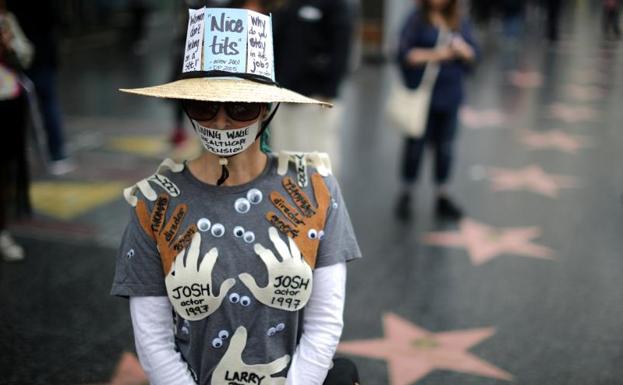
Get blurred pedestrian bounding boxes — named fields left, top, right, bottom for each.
left=501, top=0, right=525, bottom=40
left=0, top=0, right=32, bottom=261
left=603, top=0, right=621, bottom=39
left=7, top=0, right=75, bottom=175
left=395, top=0, right=478, bottom=221
left=545, top=0, right=563, bottom=41
left=270, top=0, right=356, bottom=174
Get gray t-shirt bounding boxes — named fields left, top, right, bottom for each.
left=111, top=153, right=361, bottom=384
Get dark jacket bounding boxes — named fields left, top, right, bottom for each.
left=273, top=0, right=355, bottom=99
left=397, top=9, right=478, bottom=112
left=7, top=0, right=59, bottom=69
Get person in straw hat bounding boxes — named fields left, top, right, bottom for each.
left=111, top=6, right=361, bottom=385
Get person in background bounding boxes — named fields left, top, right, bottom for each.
left=0, top=0, right=32, bottom=261
left=603, top=0, right=621, bottom=39
left=501, top=0, right=525, bottom=40
left=270, top=0, right=356, bottom=174
left=7, top=0, right=75, bottom=175
left=545, top=0, right=563, bottom=41
left=395, top=0, right=478, bottom=221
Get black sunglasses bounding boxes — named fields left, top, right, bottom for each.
left=183, top=100, right=263, bottom=122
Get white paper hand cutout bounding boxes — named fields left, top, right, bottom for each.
left=277, top=151, right=332, bottom=187
left=211, top=326, right=290, bottom=385
left=239, top=227, right=313, bottom=312
left=165, top=232, right=236, bottom=321
left=124, top=158, right=184, bottom=206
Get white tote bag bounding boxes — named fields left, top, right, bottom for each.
left=386, top=30, right=446, bottom=138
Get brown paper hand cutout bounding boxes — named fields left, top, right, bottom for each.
left=266, top=173, right=330, bottom=268
left=136, top=194, right=198, bottom=275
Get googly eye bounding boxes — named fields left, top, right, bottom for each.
left=247, top=189, right=263, bottom=204
left=218, top=330, right=229, bottom=340
left=275, top=322, right=285, bottom=332
left=233, top=226, right=245, bottom=238
left=197, top=218, right=211, bottom=232
left=243, top=231, right=255, bottom=244
left=212, top=338, right=223, bottom=348
left=240, top=295, right=251, bottom=307
left=267, top=327, right=277, bottom=337
left=211, top=223, right=225, bottom=238
left=229, top=293, right=240, bottom=304
left=234, top=198, right=251, bottom=214
left=318, top=230, right=325, bottom=240
left=307, top=229, right=319, bottom=240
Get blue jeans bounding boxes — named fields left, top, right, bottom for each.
left=400, top=108, right=459, bottom=186
left=27, top=67, right=66, bottom=161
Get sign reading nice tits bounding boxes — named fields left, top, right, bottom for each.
left=182, top=7, right=275, bottom=81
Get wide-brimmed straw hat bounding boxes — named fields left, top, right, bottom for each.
left=120, top=7, right=330, bottom=107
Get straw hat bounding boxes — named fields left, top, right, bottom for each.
left=120, top=7, right=330, bottom=107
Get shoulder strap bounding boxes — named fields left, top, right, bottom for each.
left=419, top=28, right=449, bottom=89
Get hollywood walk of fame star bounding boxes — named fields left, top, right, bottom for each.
left=487, top=165, right=579, bottom=197
left=81, top=352, right=147, bottom=385
left=422, top=219, right=555, bottom=265
left=549, top=103, right=601, bottom=123
left=337, top=313, right=513, bottom=385
left=507, top=70, right=543, bottom=88
left=460, top=107, right=507, bottom=129
left=520, top=129, right=590, bottom=154
left=565, top=84, right=606, bottom=101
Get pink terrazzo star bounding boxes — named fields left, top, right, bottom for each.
left=422, top=219, right=554, bottom=265
left=549, top=103, right=601, bottom=123
left=507, top=70, right=543, bottom=88
left=82, top=352, right=148, bottom=385
left=565, top=84, right=606, bottom=101
left=460, top=107, right=507, bottom=129
left=487, top=165, right=579, bottom=197
left=337, top=313, right=512, bottom=385
left=520, top=129, right=590, bottom=153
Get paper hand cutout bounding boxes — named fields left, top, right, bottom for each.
left=165, top=232, right=236, bottom=321
left=239, top=227, right=313, bottom=312
left=266, top=173, right=331, bottom=268
left=211, top=326, right=290, bottom=385
left=277, top=151, right=332, bottom=188
left=124, top=158, right=184, bottom=207
left=135, top=194, right=198, bottom=276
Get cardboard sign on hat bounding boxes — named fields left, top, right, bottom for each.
left=120, top=7, right=329, bottom=106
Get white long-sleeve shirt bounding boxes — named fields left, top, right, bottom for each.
left=130, top=262, right=347, bottom=385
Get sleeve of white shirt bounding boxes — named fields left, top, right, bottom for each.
left=286, top=262, right=347, bottom=385
left=129, top=296, right=197, bottom=385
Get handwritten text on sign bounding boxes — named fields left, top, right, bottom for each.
left=183, top=8, right=206, bottom=73
left=246, top=13, right=273, bottom=79
left=203, top=9, right=247, bottom=73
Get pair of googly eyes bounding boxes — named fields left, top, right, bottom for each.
left=197, top=218, right=226, bottom=238
left=233, top=226, right=255, bottom=243
left=211, top=329, right=230, bottom=348
left=234, top=189, right=263, bottom=214
left=126, top=249, right=135, bottom=259
left=331, top=199, right=339, bottom=209
left=229, top=293, right=252, bottom=307
left=307, top=229, right=325, bottom=240
left=266, top=322, right=286, bottom=337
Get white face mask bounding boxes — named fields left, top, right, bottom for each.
left=193, top=120, right=260, bottom=157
